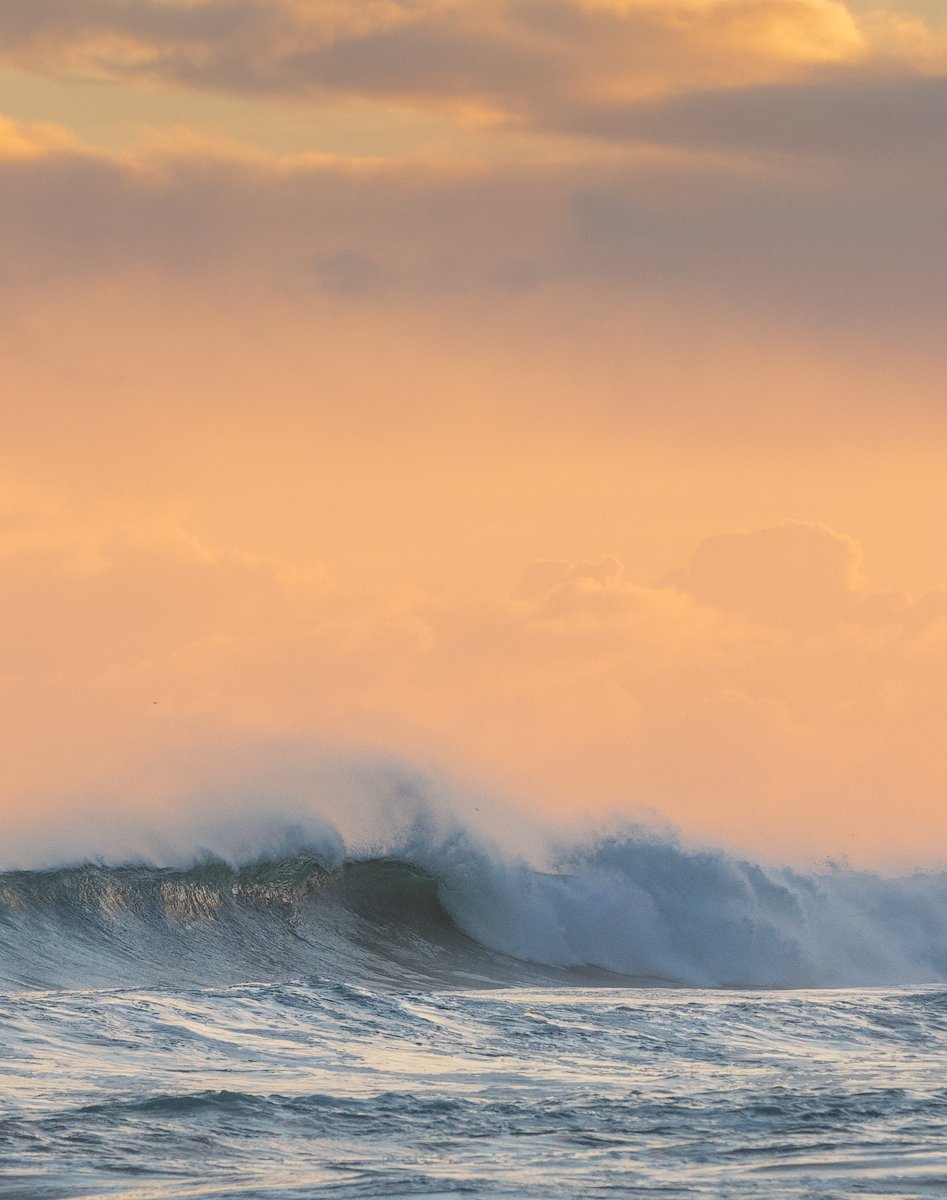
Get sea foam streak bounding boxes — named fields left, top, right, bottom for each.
left=2, top=824, right=945, bottom=990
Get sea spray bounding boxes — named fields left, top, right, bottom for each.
left=2, top=821, right=945, bottom=991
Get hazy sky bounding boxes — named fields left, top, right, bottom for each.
left=2, top=0, right=947, bottom=867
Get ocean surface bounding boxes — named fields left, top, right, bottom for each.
left=2, top=831, right=946, bottom=1198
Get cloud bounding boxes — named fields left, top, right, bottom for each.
left=0, top=0, right=941, bottom=149
left=0, top=113, right=80, bottom=159
left=514, top=556, right=622, bottom=599
left=662, top=521, right=863, bottom=631
left=565, top=70, right=947, bottom=158
left=2, top=121, right=947, bottom=352
left=1, top=502, right=946, bottom=866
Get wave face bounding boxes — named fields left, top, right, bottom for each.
left=0, top=857, right=540, bottom=992
left=2, top=831, right=946, bottom=991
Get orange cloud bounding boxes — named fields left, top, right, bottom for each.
left=1, top=124, right=945, bottom=352
left=0, top=0, right=941, bottom=139
left=663, top=522, right=863, bottom=631
left=1, top=505, right=945, bottom=869
left=0, top=113, right=80, bottom=159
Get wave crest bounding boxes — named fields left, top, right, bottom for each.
left=2, top=829, right=945, bottom=991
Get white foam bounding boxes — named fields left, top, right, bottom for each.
left=401, top=823, right=947, bottom=987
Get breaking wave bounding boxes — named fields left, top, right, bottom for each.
left=1, top=827, right=945, bottom=991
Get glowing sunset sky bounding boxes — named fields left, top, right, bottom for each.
left=2, top=0, right=947, bottom=867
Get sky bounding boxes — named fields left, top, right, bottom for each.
left=2, top=0, right=947, bottom=868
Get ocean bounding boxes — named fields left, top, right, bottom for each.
left=1, top=829, right=945, bottom=1198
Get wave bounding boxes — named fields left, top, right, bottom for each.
left=1, top=828, right=945, bottom=991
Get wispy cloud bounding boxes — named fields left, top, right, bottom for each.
left=1, top=118, right=944, bottom=348
left=0, top=1, right=942, bottom=153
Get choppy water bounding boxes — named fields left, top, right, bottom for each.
left=2, top=835, right=946, bottom=1198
